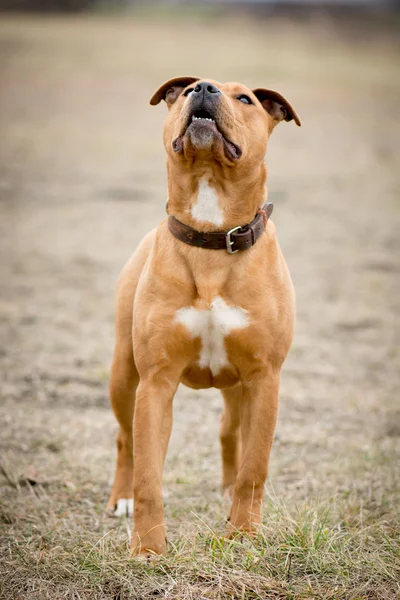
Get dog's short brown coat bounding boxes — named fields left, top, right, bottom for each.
left=107, top=78, right=300, bottom=557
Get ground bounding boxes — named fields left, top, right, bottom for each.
left=0, top=9, right=399, bottom=600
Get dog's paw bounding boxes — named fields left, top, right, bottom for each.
left=131, top=533, right=167, bottom=558
left=224, top=522, right=258, bottom=540
left=132, top=551, right=161, bottom=562
left=109, top=498, right=133, bottom=517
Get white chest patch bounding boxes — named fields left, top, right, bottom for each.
left=191, top=179, right=224, bottom=226
left=175, top=296, right=249, bottom=375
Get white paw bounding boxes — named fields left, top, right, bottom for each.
left=113, top=498, right=133, bottom=517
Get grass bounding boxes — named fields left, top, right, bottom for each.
left=1, top=485, right=399, bottom=600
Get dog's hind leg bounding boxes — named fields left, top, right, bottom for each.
left=107, top=345, right=138, bottom=516
left=226, top=368, right=279, bottom=536
left=106, top=231, right=156, bottom=517
left=220, top=384, right=242, bottom=499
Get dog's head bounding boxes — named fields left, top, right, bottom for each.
left=150, top=77, right=300, bottom=168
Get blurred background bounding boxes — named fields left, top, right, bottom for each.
left=0, top=0, right=399, bottom=597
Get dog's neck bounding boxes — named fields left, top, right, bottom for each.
left=166, top=160, right=268, bottom=232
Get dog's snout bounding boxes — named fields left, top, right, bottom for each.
left=193, top=81, right=221, bottom=97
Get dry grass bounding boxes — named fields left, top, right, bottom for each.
left=0, top=8, right=399, bottom=600
left=1, top=480, right=399, bottom=599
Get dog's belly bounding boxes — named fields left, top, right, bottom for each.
left=175, top=296, right=248, bottom=389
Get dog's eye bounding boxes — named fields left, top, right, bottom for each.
left=183, top=88, right=194, bottom=97
left=237, top=95, right=253, bottom=105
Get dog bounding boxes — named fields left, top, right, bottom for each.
left=107, top=77, right=301, bottom=558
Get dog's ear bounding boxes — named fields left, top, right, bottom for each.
left=150, top=76, right=201, bottom=108
left=252, top=88, right=301, bottom=127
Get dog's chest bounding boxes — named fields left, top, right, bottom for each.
left=174, top=296, right=249, bottom=375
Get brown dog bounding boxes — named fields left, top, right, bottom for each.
left=107, top=77, right=300, bottom=558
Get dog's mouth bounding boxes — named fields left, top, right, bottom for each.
left=190, top=108, right=216, bottom=123
left=172, top=106, right=242, bottom=161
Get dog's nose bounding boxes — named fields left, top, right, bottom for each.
left=193, top=81, right=221, bottom=97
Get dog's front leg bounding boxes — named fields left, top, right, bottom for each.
left=226, top=368, right=279, bottom=536
left=130, top=373, right=178, bottom=558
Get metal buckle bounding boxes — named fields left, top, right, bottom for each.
left=225, top=226, right=242, bottom=254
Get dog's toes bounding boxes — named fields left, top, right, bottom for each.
left=133, top=551, right=160, bottom=562
left=110, top=498, right=133, bottom=517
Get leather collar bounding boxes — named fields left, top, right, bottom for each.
left=168, top=202, right=273, bottom=254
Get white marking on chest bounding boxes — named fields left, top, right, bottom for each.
left=191, top=179, right=224, bottom=226
left=175, top=296, right=249, bottom=375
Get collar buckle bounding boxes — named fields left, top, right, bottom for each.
left=225, top=226, right=242, bottom=254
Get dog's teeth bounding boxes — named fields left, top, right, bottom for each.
left=191, top=116, right=215, bottom=122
